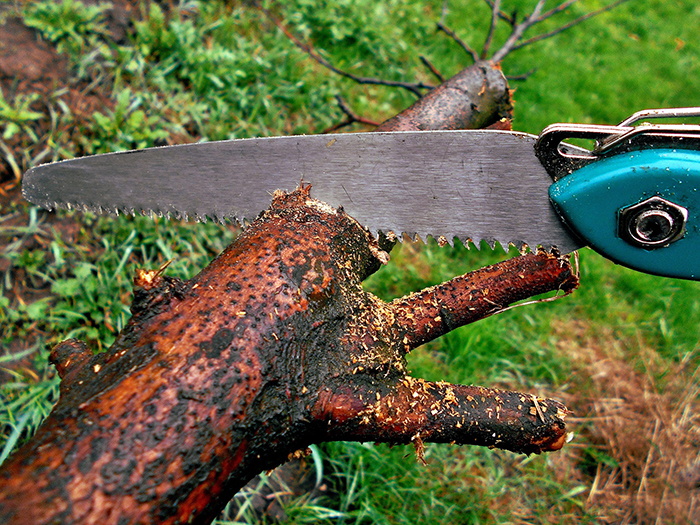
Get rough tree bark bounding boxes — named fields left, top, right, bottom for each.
left=0, top=61, right=578, bottom=525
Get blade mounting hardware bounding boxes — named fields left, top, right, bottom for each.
left=618, top=196, right=688, bottom=249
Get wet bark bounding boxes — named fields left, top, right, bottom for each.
left=0, top=61, right=578, bottom=525
left=375, top=60, right=513, bottom=131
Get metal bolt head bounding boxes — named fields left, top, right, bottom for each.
left=618, top=196, right=688, bottom=249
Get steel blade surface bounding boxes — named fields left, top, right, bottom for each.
left=22, top=130, right=583, bottom=253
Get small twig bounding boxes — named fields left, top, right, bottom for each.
left=536, top=0, right=581, bottom=23
left=419, top=56, right=445, bottom=84
left=436, top=22, right=480, bottom=63
left=490, top=0, right=629, bottom=63
left=491, top=0, right=547, bottom=63
left=439, top=0, right=450, bottom=25
left=482, top=0, right=516, bottom=26
left=322, top=96, right=380, bottom=134
left=496, top=285, right=572, bottom=314
left=511, top=0, right=631, bottom=52
left=481, top=0, right=502, bottom=59
left=506, top=68, right=537, bottom=81
left=258, top=4, right=433, bottom=97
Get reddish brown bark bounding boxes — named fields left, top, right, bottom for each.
left=0, top=61, right=578, bottom=524
left=0, top=186, right=576, bottom=524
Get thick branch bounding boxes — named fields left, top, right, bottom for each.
left=323, top=378, right=568, bottom=455
left=0, top=186, right=578, bottom=524
left=392, top=251, right=577, bottom=350
left=375, top=61, right=512, bottom=131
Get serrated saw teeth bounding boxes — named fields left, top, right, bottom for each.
left=34, top=199, right=565, bottom=256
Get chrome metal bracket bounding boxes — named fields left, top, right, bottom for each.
left=535, top=107, right=700, bottom=181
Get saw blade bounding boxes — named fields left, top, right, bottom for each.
left=22, top=130, right=583, bottom=253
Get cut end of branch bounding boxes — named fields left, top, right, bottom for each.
left=133, top=268, right=164, bottom=291
left=374, top=61, right=512, bottom=132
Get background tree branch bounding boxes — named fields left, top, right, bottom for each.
left=257, top=2, right=435, bottom=97
left=439, top=0, right=633, bottom=63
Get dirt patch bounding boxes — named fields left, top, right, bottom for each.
left=0, top=1, right=185, bottom=367
left=0, top=15, right=68, bottom=83
left=0, top=0, right=141, bottom=324
left=0, top=0, right=149, bottom=185
left=555, top=320, right=700, bottom=524
left=0, top=14, right=97, bottom=183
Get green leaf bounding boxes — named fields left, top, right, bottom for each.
left=51, top=278, right=82, bottom=298
left=24, top=298, right=52, bottom=321
left=2, top=122, right=20, bottom=140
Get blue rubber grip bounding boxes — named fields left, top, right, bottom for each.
left=549, top=148, right=700, bottom=280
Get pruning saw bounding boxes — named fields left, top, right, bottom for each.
left=22, top=107, right=700, bottom=280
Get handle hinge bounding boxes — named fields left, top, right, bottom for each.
left=535, top=107, right=700, bottom=181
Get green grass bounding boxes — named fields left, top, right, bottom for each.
left=1, top=1, right=700, bottom=523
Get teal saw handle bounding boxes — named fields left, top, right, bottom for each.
left=549, top=148, right=700, bottom=280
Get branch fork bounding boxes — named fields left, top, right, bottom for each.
left=0, top=184, right=577, bottom=524
left=0, top=25, right=589, bottom=522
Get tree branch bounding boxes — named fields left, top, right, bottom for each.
left=439, top=0, right=448, bottom=24
left=322, top=95, right=380, bottom=133
left=323, top=378, right=570, bottom=456
left=258, top=3, right=434, bottom=97
left=481, top=0, right=502, bottom=59
left=419, top=55, right=446, bottom=84
left=537, top=0, right=581, bottom=23
left=436, top=20, right=481, bottom=63
left=510, top=0, right=631, bottom=52
left=439, top=0, right=631, bottom=65
left=491, top=0, right=547, bottom=63
left=391, top=251, right=577, bottom=350
left=491, top=0, right=631, bottom=62
left=374, top=61, right=513, bottom=132
left=506, top=68, right=537, bottom=82
left=482, top=0, right=517, bottom=27
left=0, top=185, right=578, bottom=524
